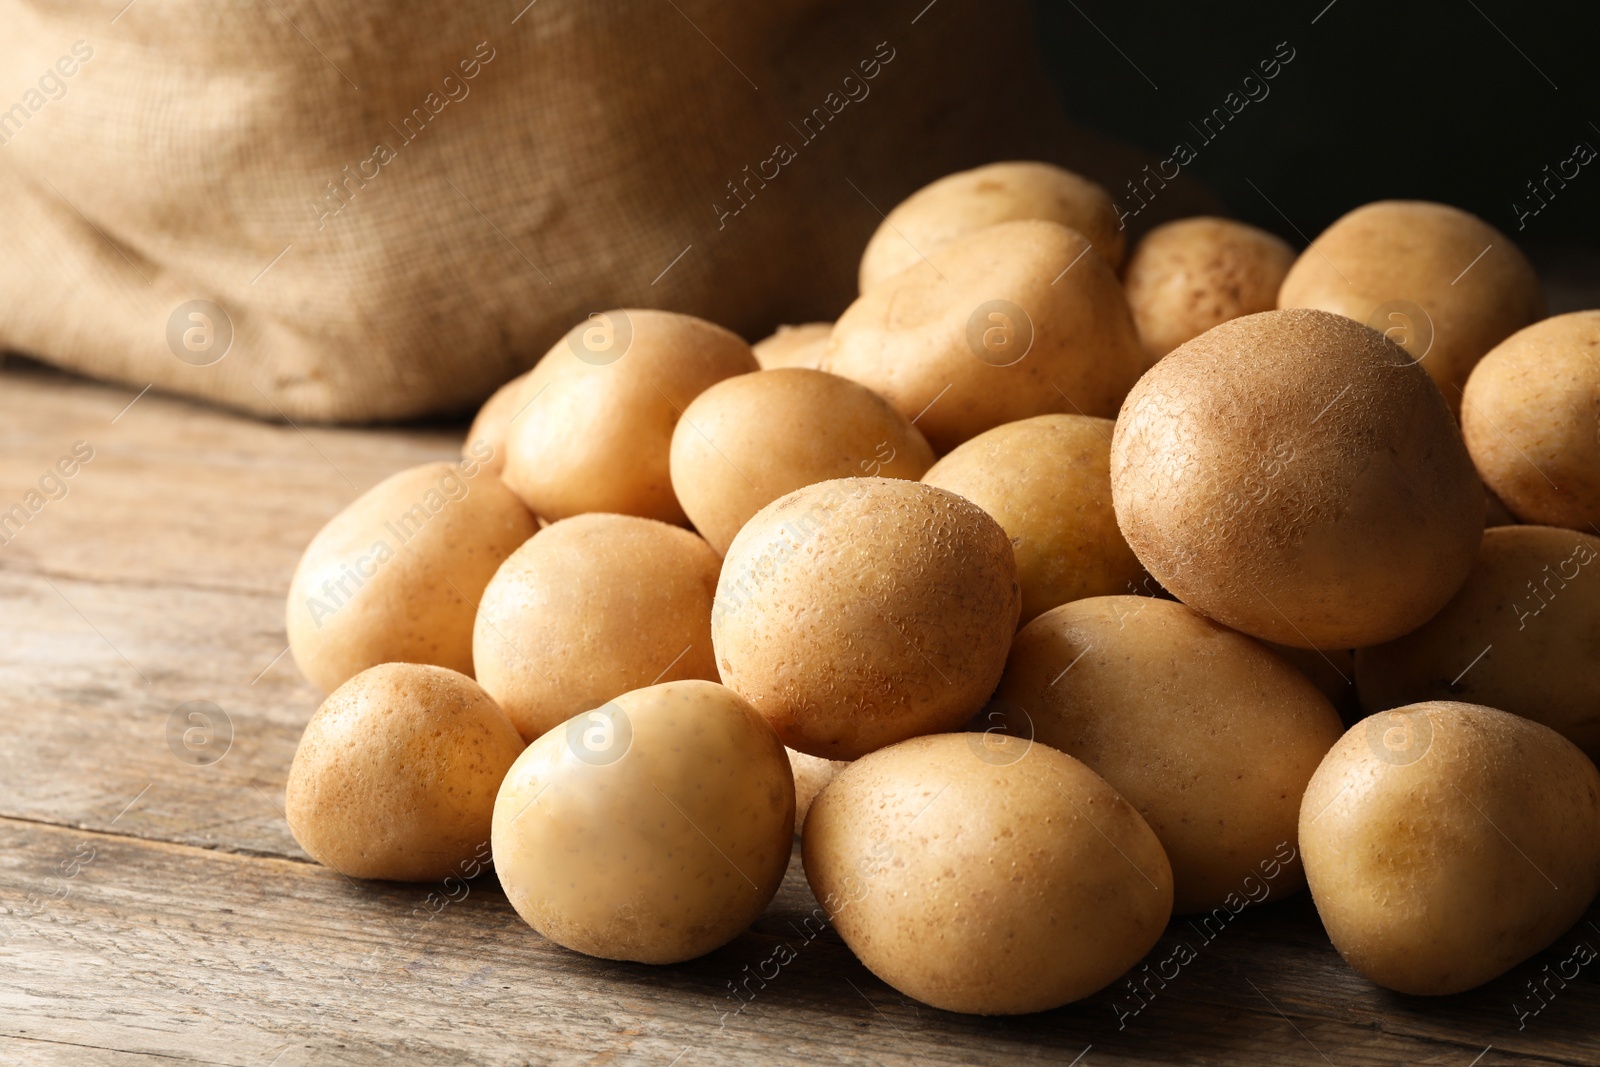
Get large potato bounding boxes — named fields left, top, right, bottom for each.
left=803, top=733, right=1172, bottom=1014
left=752, top=323, right=831, bottom=371
left=670, top=368, right=935, bottom=556
left=1300, top=702, right=1600, bottom=994
left=825, top=220, right=1147, bottom=454
left=1111, top=308, right=1484, bottom=648
left=286, top=459, right=538, bottom=693
left=713, top=478, right=1019, bottom=760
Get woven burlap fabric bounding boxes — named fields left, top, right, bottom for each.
left=0, top=0, right=1206, bottom=423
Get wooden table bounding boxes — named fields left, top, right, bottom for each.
left=2, top=358, right=1597, bottom=1067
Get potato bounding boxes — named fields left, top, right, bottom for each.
left=803, top=733, right=1172, bottom=1014
left=714, top=477, right=1019, bottom=760
left=1278, top=200, right=1543, bottom=412
left=492, top=680, right=793, bottom=964
left=670, top=368, right=935, bottom=556
left=1124, top=217, right=1295, bottom=361
left=500, top=309, right=759, bottom=524
left=1111, top=308, right=1485, bottom=648
left=286, top=459, right=539, bottom=694
left=788, top=747, right=844, bottom=835
left=858, top=161, right=1124, bottom=291
left=995, top=596, right=1343, bottom=913
left=473, top=513, right=721, bottom=743
left=752, top=322, right=831, bottom=371
left=1462, top=311, right=1600, bottom=531
left=1355, top=526, right=1600, bottom=759
left=1300, top=701, right=1600, bottom=994
left=826, top=220, right=1147, bottom=453
left=464, top=369, right=534, bottom=475
left=922, top=414, right=1143, bottom=623
left=1264, top=641, right=1360, bottom=722
left=286, top=663, right=525, bottom=882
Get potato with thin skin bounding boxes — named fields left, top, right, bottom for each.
left=752, top=323, right=831, bottom=371
left=788, top=748, right=844, bottom=835
left=463, top=369, right=533, bottom=476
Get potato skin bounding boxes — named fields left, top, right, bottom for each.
left=463, top=369, right=533, bottom=475
left=752, top=322, right=831, bottom=371
left=1111, top=308, right=1485, bottom=648
left=1300, top=702, right=1600, bottom=995
left=788, top=747, right=844, bottom=835
left=1356, top=526, right=1600, bottom=759
left=286, top=663, right=526, bottom=882
left=803, top=733, right=1172, bottom=1014
left=713, top=478, right=1020, bottom=760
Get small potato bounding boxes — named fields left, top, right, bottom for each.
left=826, top=220, right=1147, bottom=453
left=464, top=369, right=534, bottom=475
left=473, top=513, right=722, bottom=743
left=858, top=161, right=1124, bottom=291
left=1124, top=217, right=1296, bottom=361
left=1264, top=642, right=1360, bottom=722
left=501, top=309, right=759, bottom=524
left=788, top=747, right=844, bottom=835
left=922, top=414, right=1143, bottom=623
left=1355, top=526, right=1600, bottom=759
left=713, top=478, right=1020, bottom=760
left=752, top=323, right=831, bottom=371
left=492, top=680, right=793, bottom=964
left=803, top=733, right=1172, bottom=1014
left=670, top=368, right=935, bottom=556
left=286, top=663, right=525, bottom=882
left=1300, top=702, right=1600, bottom=995
left=995, top=596, right=1344, bottom=913
left=286, top=459, right=538, bottom=694
left=1462, top=311, right=1600, bottom=531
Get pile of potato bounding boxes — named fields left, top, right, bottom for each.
left=281, top=161, right=1600, bottom=1014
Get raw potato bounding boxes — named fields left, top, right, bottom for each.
left=1124, top=217, right=1296, bottom=361
left=803, top=733, right=1172, bottom=1014
left=286, top=663, right=526, bottom=882
left=995, top=596, right=1344, bottom=913
left=286, top=459, right=539, bottom=694
left=1355, top=526, right=1600, bottom=759
left=464, top=369, right=534, bottom=475
left=670, top=368, right=935, bottom=556
left=858, top=161, right=1124, bottom=291
left=1264, top=641, right=1360, bottom=721
left=1278, top=200, right=1543, bottom=412
left=1111, top=308, right=1485, bottom=648
left=1462, top=311, right=1600, bottom=531
left=753, top=323, right=831, bottom=371
left=789, top=748, right=845, bottom=835
left=1300, top=701, right=1600, bottom=995
left=473, top=513, right=722, bottom=743
left=922, top=414, right=1144, bottom=623
left=501, top=309, right=759, bottom=524
left=492, top=680, right=793, bottom=964
left=713, top=478, right=1020, bottom=760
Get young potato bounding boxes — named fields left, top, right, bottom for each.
left=1111, top=308, right=1485, bottom=649
left=463, top=369, right=534, bottom=475
left=1123, top=217, right=1296, bottom=361
left=826, top=220, right=1147, bottom=454
left=1355, top=526, right=1600, bottom=759
left=500, top=309, right=759, bottom=524
left=473, top=513, right=721, bottom=743
left=788, top=747, right=845, bottom=835
left=1462, top=311, right=1600, bottom=531
left=858, top=161, right=1124, bottom=291
left=286, top=663, right=525, bottom=882
left=492, top=680, right=793, bottom=964
left=1263, top=642, right=1360, bottom=722
left=670, top=368, right=935, bottom=556
left=1300, top=702, right=1600, bottom=995
left=1278, top=200, right=1544, bottom=412
left=995, top=596, right=1344, bottom=914
left=922, top=414, right=1144, bottom=623
left=286, top=458, right=539, bottom=694
left=713, top=478, right=1020, bottom=760
left=752, top=322, right=831, bottom=371
left=803, top=733, right=1172, bottom=1014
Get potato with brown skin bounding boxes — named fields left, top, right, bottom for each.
left=922, top=414, right=1143, bottom=624
left=500, top=309, right=759, bottom=524
left=752, top=322, right=831, bottom=371
left=1264, top=642, right=1360, bottom=722
left=826, top=220, right=1147, bottom=454
left=1124, top=217, right=1296, bottom=361
left=1300, top=702, right=1600, bottom=995
left=803, top=733, right=1172, bottom=1014
left=286, top=459, right=538, bottom=694
left=286, top=663, right=525, bottom=882
left=1111, top=308, right=1485, bottom=649
left=713, top=478, right=1020, bottom=760
left=473, top=513, right=721, bottom=743
left=788, top=748, right=844, bottom=835
left=1462, top=311, right=1600, bottom=531
left=463, top=369, right=534, bottom=475
left=858, top=161, right=1124, bottom=291
left=1355, top=526, right=1600, bottom=759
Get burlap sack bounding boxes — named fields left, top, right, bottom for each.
left=0, top=0, right=1207, bottom=422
